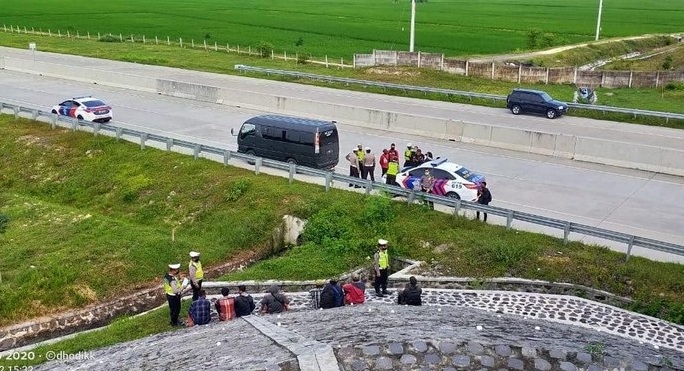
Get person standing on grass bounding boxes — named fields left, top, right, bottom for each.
left=234, top=284, right=256, bottom=317
left=188, top=251, right=204, bottom=301
left=373, top=239, right=391, bottom=297
left=164, top=263, right=185, bottom=326
left=476, top=182, right=492, bottom=222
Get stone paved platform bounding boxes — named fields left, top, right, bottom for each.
left=35, top=289, right=684, bottom=370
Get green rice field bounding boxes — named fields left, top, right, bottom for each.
left=1, top=0, right=682, bottom=59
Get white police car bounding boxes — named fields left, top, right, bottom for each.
left=51, top=96, right=113, bottom=123
left=392, top=158, right=485, bottom=201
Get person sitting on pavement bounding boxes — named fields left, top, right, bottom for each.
left=215, top=287, right=236, bottom=321
left=398, top=276, right=422, bottom=306
left=234, top=284, right=256, bottom=317
left=343, top=273, right=366, bottom=305
left=319, top=278, right=344, bottom=309
left=188, top=289, right=212, bottom=325
left=260, top=284, right=290, bottom=314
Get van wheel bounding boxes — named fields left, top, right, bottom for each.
left=510, top=105, right=521, bottom=115
left=546, top=109, right=557, bottom=119
left=246, top=150, right=256, bottom=165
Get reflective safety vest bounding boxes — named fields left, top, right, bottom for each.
left=190, top=260, right=204, bottom=280
left=404, top=149, right=412, bottom=161
left=387, top=161, right=400, bottom=176
left=164, top=273, right=180, bottom=296
left=378, top=250, right=389, bottom=269
left=357, top=150, right=365, bottom=162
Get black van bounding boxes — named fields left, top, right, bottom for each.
left=232, top=114, right=339, bottom=170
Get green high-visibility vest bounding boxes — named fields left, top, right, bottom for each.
left=164, top=273, right=179, bottom=295
left=387, top=161, right=399, bottom=176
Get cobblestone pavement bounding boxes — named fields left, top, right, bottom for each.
left=36, top=289, right=684, bottom=370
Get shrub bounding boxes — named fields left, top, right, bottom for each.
left=526, top=29, right=543, bottom=49
left=0, top=214, right=9, bottom=233
left=257, top=42, right=273, bottom=58
left=98, top=34, right=122, bottom=43
left=662, top=55, right=673, bottom=70
left=297, top=53, right=309, bottom=65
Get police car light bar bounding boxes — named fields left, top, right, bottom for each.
left=430, top=158, right=448, bottom=167
left=72, top=95, right=92, bottom=100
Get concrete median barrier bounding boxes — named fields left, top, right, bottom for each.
left=157, top=80, right=220, bottom=103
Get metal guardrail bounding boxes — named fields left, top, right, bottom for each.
left=2, top=101, right=683, bottom=260
left=234, top=64, right=684, bottom=122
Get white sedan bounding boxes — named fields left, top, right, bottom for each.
left=51, top=96, right=113, bottom=123
left=390, top=158, right=486, bottom=201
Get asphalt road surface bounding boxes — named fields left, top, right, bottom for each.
left=0, top=49, right=682, bottom=263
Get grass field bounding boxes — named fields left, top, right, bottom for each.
left=1, top=0, right=682, bottom=59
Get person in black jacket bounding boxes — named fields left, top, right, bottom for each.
left=234, top=285, right=256, bottom=317
left=319, top=279, right=344, bottom=309
left=476, top=182, right=492, bottom=222
left=398, top=276, right=422, bottom=306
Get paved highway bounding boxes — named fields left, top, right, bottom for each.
left=1, top=48, right=682, bottom=263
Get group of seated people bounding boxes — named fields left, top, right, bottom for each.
left=312, top=274, right=423, bottom=309
left=187, top=277, right=423, bottom=326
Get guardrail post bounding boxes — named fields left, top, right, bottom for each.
left=325, top=172, right=333, bottom=191
left=71, top=118, right=78, bottom=131
left=223, top=151, right=231, bottom=165
left=93, top=123, right=100, bottom=136
left=193, top=145, right=200, bottom=160
left=50, top=114, right=57, bottom=129
left=626, top=235, right=635, bottom=261
left=166, top=139, right=173, bottom=152
left=506, top=211, right=514, bottom=230
left=115, top=127, right=123, bottom=141
left=255, top=158, right=262, bottom=175
left=14, top=107, right=20, bottom=119
left=31, top=109, right=38, bottom=120
left=365, top=181, right=372, bottom=194
left=140, top=133, right=147, bottom=150
left=452, top=199, right=461, bottom=216
left=288, top=163, right=295, bottom=183
left=563, top=222, right=571, bottom=245
left=407, top=190, right=416, bottom=204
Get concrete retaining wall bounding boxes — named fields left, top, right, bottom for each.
left=4, top=56, right=683, bottom=176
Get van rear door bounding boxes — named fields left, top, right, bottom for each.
left=316, top=127, right=339, bottom=168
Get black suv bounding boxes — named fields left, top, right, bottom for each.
left=506, top=89, right=568, bottom=119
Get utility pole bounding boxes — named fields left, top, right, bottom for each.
left=409, top=0, right=416, bottom=52
left=595, top=0, right=604, bottom=41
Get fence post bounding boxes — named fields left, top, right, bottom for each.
left=545, top=68, right=550, bottom=84
left=119, top=33, right=122, bottom=42
left=271, top=49, right=274, bottom=60
left=140, top=133, right=147, bottom=150
left=87, top=32, right=89, bottom=39
left=193, top=145, right=200, bottom=160
left=156, top=36, right=158, bottom=45
left=573, top=67, right=577, bottom=84
left=223, top=151, right=231, bottom=165
left=255, top=158, right=262, bottom=175
left=180, top=38, right=183, bottom=48
left=491, top=62, right=495, bottom=80
left=191, top=39, right=194, bottom=48
left=325, top=55, right=329, bottom=68
left=167, top=36, right=170, bottom=45
left=214, top=42, right=217, bottom=51
left=130, top=34, right=134, bottom=42
left=655, top=71, right=660, bottom=87
left=506, top=210, right=514, bottom=230
left=143, top=35, right=146, bottom=44
left=563, top=222, right=571, bottom=245
left=116, top=127, right=123, bottom=140
left=325, top=172, right=333, bottom=191
left=465, top=60, right=469, bottom=76
left=626, top=235, right=635, bottom=261
left=628, top=71, right=633, bottom=88
left=518, top=65, right=522, bottom=84
left=93, top=123, right=100, bottom=136
left=76, top=31, right=79, bottom=38
left=204, top=39, right=207, bottom=50
left=166, top=138, right=173, bottom=152
left=288, top=163, right=295, bottom=184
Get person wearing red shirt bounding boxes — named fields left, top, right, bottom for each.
left=379, top=149, right=390, bottom=176
left=215, top=287, right=236, bottom=321
left=343, top=274, right=366, bottom=305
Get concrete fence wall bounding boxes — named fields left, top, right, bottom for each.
left=3, top=56, right=683, bottom=177
left=354, top=50, right=684, bottom=88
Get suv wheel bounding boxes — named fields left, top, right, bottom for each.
left=510, top=105, right=521, bottom=115
left=546, top=109, right=557, bottom=119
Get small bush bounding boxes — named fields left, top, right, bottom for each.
left=297, top=53, right=309, bottom=65
left=665, top=81, right=684, bottom=91
left=226, top=179, right=250, bottom=201
left=662, top=55, right=674, bottom=70
left=0, top=214, right=9, bottom=233
left=98, top=34, right=122, bottom=43
left=257, top=42, right=273, bottom=58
